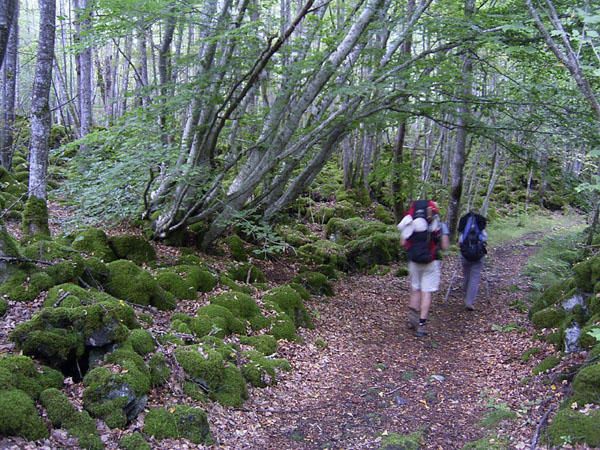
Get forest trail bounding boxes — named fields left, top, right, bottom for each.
left=216, top=233, right=561, bottom=449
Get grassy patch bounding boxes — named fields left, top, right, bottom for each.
left=479, top=403, right=517, bottom=428
left=379, top=430, right=423, bottom=450
left=487, top=212, right=580, bottom=247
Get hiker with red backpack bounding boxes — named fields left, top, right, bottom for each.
left=457, top=211, right=488, bottom=311
left=397, top=200, right=450, bottom=337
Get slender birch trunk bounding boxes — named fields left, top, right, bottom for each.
left=0, top=0, right=18, bottom=169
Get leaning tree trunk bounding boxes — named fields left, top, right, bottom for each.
left=25, top=0, right=56, bottom=239
left=0, top=0, right=18, bottom=169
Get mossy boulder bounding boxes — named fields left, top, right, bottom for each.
left=531, top=307, right=566, bottom=329
left=125, top=329, right=156, bottom=356
left=571, top=362, right=600, bottom=405
left=373, top=204, right=395, bottom=224
left=297, top=240, right=347, bottom=268
left=547, top=408, right=600, bottom=447
left=0, top=270, right=54, bottom=302
left=241, top=350, right=291, bottom=387
left=225, top=234, right=248, bottom=261
left=219, top=274, right=253, bottom=294
left=293, top=271, right=334, bottom=296
left=197, top=304, right=247, bottom=335
left=210, top=291, right=261, bottom=319
left=0, top=355, right=63, bottom=399
left=45, top=258, right=86, bottom=285
left=156, top=265, right=217, bottom=299
left=144, top=405, right=211, bottom=444
left=21, top=196, right=50, bottom=240
left=263, top=285, right=313, bottom=329
left=265, top=311, right=297, bottom=341
left=345, top=232, right=402, bottom=270
left=108, top=235, right=156, bottom=265
left=579, top=322, right=600, bottom=350
left=44, top=283, right=92, bottom=308
left=148, top=353, right=171, bottom=387
left=532, top=355, right=561, bottom=375
left=227, top=262, right=266, bottom=284
left=239, top=335, right=278, bottom=355
left=40, top=388, right=103, bottom=450
left=0, top=389, right=49, bottom=440
left=119, top=432, right=150, bottom=450
left=72, top=228, right=116, bottom=262
left=529, top=279, right=576, bottom=316
left=574, top=255, right=600, bottom=293
left=276, top=224, right=318, bottom=247
left=326, top=217, right=390, bottom=243
left=21, top=238, right=77, bottom=261
left=0, top=221, right=21, bottom=283
left=105, top=260, right=175, bottom=310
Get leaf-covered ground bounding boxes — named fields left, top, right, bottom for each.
left=0, top=219, right=584, bottom=449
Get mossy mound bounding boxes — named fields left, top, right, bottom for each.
left=21, top=196, right=50, bottom=240
left=0, top=389, right=49, bottom=440
left=21, top=238, right=77, bottom=261
left=571, top=362, right=600, bottom=406
left=175, top=344, right=247, bottom=406
left=0, top=270, right=54, bottom=302
left=156, top=265, right=217, bottom=299
left=219, top=274, right=253, bottom=294
left=293, top=271, right=334, bottom=296
left=573, top=255, right=600, bottom=293
left=108, top=235, right=156, bottom=265
left=227, top=263, right=266, bottom=284
left=239, top=335, right=278, bottom=355
left=44, top=283, right=91, bottom=308
left=72, top=228, right=116, bottom=262
left=344, top=232, right=402, bottom=270
left=40, top=388, right=103, bottom=450
left=326, top=217, right=391, bottom=243
left=197, top=304, right=247, bottom=335
left=529, top=279, right=576, bottom=316
left=45, top=258, right=86, bottom=285
left=148, top=353, right=171, bottom=387
left=374, top=204, right=395, bottom=224
left=210, top=291, right=261, bottom=319
left=119, top=432, right=150, bottom=450
left=532, top=355, right=561, bottom=375
left=105, top=260, right=175, bottom=310
left=276, top=224, right=319, bottom=247
left=547, top=408, right=600, bottom=447
left=144, top=405, right=211, bottom=444
left=225, top=234, right=248, bottom=261
left=297, top=240, right=347, bottom=269
left=378, top=431, right=423, bottom=450
left=125, top=329, right=156, bottom=356
left=263, top=285, right=313, bottom=329
left=11, top=301, right=137, bottom=370
left=80, top=257, right=111, bottom=288
left=0, top=355, right=63, bottom=399
left=531, top=307, right=566, bottom=329
left=241, top=350, right=291, bottom=387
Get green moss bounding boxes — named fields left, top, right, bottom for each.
left=326, top=217, right=390, bottom=243
left=289, top=282, right=310, bottom=300
left=521, top=347, right=542, bottom=362
left=345, top=232, right=402, bottom=270
left=225, top=234, right=248, bottom=261
left=0, top=355, right=63, bottom=399
left=44, top=283, right=88, bottom=308
left=241, top=350, right=291, bottom=387
left=293, top=271, right=334, bottom=296
left=374, top=204, right=395, bottom=224
left=532, top=355, right=561, bottom=375
left=143, top=406, right=211, bottom=444
left=22, top=196, right=50, bottom=240
left=276, top=224, right=318, bottom=247
left=105, top=260, right=175, bottom=310
left=175, top=344, right=225, bottom=388
left=267, top=312, right=297, bottom=341
left=72, top=228, right=116, bottom=262
left=462, top=436, right=509, bottom=450
left=263, top=285, right=313, bottom=329
left=227, top=263, right=266, bottom=283
left=0, top=222, right=21, bottom=261
left=21, top=239, right=77, bottom=261
left=378, top=431, right=422, bottom=450
left=108, top=235, right=156, bottom=265
left=573, top=255, right=600, bottom=293
left=119, top=432, right=150, bottom=450
left=197, top=304, right=247, bottom=335
left=148, top=353, right=171, bottom=387
left=219, top=274, right=253, bottom=294
left=126, top=329, right=156, bottom=355
left=40, top=388, right=103, bottom=450
left=157, top=265, right=216, bottom=298
left=80, top=257, right=110, bottom=287
left=531, top=307, right=567, bottom=329
left=45, top=258, right=86, bottom=285
left=0, top=270, right=54, bottom=302
left=297, top=240, right=347, bottom=268
left=212, top=364, right=248, bottom=407
left=579, top=323, right=600, bottom=350
left=547, top=408, right=600, bottom=447
left=0, top=389, right=49, bottom=440
left=529, top=279, right=576, bottom=316
left=239, top=335, right=278, bottom=355
left=479, top=403, right=517, bottom=428
left=571, top=363, right=600, bottom=405
left=210, top=291, right=261, bottom=319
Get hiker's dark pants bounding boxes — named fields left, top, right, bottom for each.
left=461, top=256, right=484, bottom=308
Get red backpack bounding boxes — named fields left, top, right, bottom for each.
left=404, top=200, right=440, bottom=264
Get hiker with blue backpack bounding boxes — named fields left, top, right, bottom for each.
left=398, top=200, right=450, bottom=337
left=457, top=211, right=488, bottom=311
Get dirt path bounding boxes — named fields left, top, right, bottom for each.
left=213, top=235, right=560, bottom=449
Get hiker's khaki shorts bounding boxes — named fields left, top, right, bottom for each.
left=408, top=260, right=441, bottom=292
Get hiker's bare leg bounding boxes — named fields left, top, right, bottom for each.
left=420, top=291, right=432, bottom=320
left=409, top=289, right=421, bottom=311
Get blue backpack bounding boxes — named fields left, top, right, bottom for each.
left=460, top=214, right=486, bottom=262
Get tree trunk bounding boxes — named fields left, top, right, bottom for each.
left=0, top=0, right=17, bottom=68
left=0, top=0, right=18, bottom=169
left=74, top=0, right=93, bottom=139
left=26, top=0, right=56, bottom=238
left=391, top=121, right=406, bottom=220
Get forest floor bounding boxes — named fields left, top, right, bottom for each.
left=0, top=212, right=590, bottom=450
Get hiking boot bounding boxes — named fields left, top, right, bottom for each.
left=465, top=304, right=475, bottom=311
left=415, top=323, right=428, bottom=337
left=407, top=308, right=419, bottom=330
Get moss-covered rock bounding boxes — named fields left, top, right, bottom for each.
left=210, top=291, right=261, bottom=319
left=326, top=217, right=391, bottom=244
left=72, top=228, right=116, bottom=262
left=197, top=304, right=247, bottom=335
left=574, top=255, right=600, bottom=293
left=531, top=307, right=566, bottom=329
left=297, top=240, right=347, bottom=269
left=219, top=274, right=253, bottom=294
left=43, top=283, right=89, bottom=308
left=143, top=405, right=211, bottom=444
left=227, top=263, right=266, bottom=284
left=105, top=260, right=175, bottom=310
left=547, top=408, right=600, bottom=447
left=108, top=235, right=156, bottom=265
left=345, top=232, right=402, bottom=270
left=266, top=312, right=297, bottom=341
left=579, top=322, right=600, bottom=350
left=0, top=270, right=54, bottom=302
left=80, top=257, right=110, bottom=288
left=532, top=355, right=561, bottom=375
left=45, top=258, right=86, bottom=285
left=571, top=362, right=600, bottom=405
left=0, top=389, right=49, bottom=440
left=225, top=234, right=248, bottom=261
left=212, top=364, right=248, bottom=406
left=263, top=285, right=313, bottom=329
left=293, top=271, right=334, bottom=296
left=529, top=279, right=576, bottom=316
left=276, top=224, right=319, bottom=247
left=374, top=204, right=395, bottom=224
left=241, top=350, right=291, bottom=388
left=239, top=335, right=278, bottom=355
left=119, top=432, right=150, bottom=450
left=148, top=353, right=171, bottom=387
left=0, top=355, right=63, bottom=399
left=21, top=238, right=77, bottom=261
left=21, top=196, right=50, bottom=240
left=156, top=265, right=217, bottom=298
left=125, top=329, right=156, bottom=356
left=40, top=388, right=103, bottom=450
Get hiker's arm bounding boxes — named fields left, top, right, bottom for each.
left=440, top=222, right=450, bottom=250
